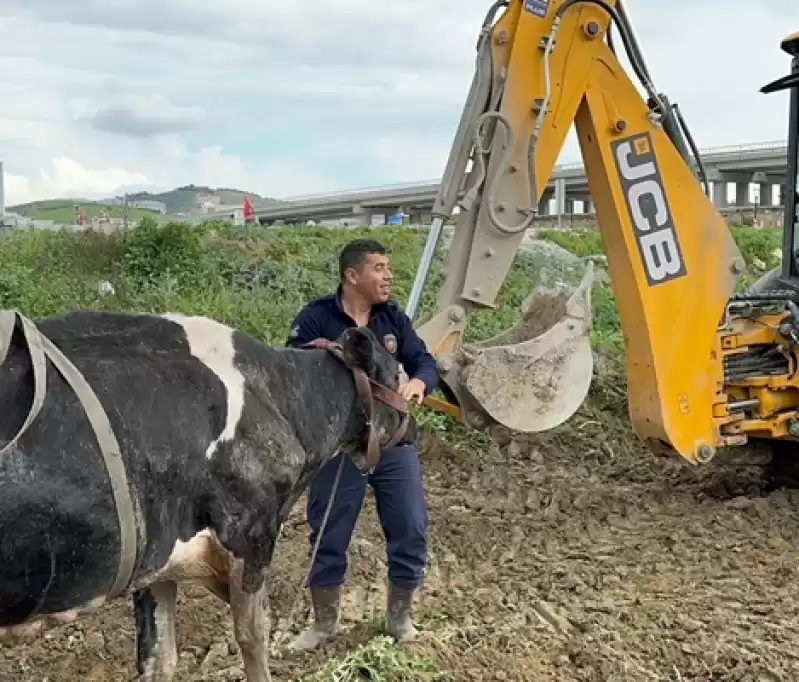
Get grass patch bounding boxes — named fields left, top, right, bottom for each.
left=0, top=218, right=777, bottom=428
left=296, top=636, right=449, bottom=682
left=537, top=227, right=605, bottom=256
left=11, top=200, right=161, bottom=224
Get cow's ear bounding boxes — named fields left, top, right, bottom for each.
left=340, top=327, right=375, bottom=372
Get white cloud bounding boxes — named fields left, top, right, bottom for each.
left=369, top=134, right=455, bottom=183
left=5, top=158, right=152, bottom=205
left=0, top=0, right=796, bottom=207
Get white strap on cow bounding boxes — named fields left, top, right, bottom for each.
left=0, top=309, right=137, bottom=600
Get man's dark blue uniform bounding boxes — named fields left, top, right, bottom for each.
left=286, top=286, right=438, bottom=592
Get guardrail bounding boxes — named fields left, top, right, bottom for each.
left=275, top=179, right=442, bottom=202
left=266, top=139, right=788, bottom=205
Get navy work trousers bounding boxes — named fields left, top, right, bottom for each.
left=305, top=443, right=428, bottom=589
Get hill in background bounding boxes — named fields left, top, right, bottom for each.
left=7, top=200, right=161, bottom=224
left=123, top=184, right=284, bottom=214
left=8, top=184, right=284, bottom=220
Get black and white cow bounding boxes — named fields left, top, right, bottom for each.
left=0, top=309, right=411, bottom=681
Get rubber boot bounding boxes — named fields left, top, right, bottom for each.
left=286, top=586, right=341, bottom=652
left=386, top=582, right=417, bottom=642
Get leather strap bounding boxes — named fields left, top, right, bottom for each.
left=302, top=337, right=410, bottom=470
left=0, top=310, right=137, bottom=600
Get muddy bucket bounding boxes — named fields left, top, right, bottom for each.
left=453, top=260, right=595, bottom=432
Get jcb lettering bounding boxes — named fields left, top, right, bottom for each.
left=612, top=133, right=687, bottom=285
left=629, top=179, right=667, bottom=231
left=640, top=230, right=683, bottom=281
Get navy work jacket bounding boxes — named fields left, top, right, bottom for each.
left=285, top=286, right=439, bottom=397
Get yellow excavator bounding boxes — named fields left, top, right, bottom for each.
left=404, top=0, right=799, bottom=467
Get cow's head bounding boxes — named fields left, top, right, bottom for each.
left=310, top=326, right=410, bottom=472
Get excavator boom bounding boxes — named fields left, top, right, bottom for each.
left=408, top=0, right=799, bottom=465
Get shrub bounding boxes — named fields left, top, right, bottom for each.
left=117, top=218, right=205, bottom=288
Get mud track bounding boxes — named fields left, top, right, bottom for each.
left=2, top=400, right=799, bottom=681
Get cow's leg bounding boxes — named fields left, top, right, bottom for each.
left=134, top=581, right=179, bottom=681
left=229, top=559, right=271, bottom=682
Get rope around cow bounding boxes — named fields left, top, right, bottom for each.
left=0, top=309, right=138, bottom=602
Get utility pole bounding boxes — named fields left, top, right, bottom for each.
left=122, top=193, right=129, bottom=230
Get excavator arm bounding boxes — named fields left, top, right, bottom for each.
left=406, top=0, right=799, bottom=466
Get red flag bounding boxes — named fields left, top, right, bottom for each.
left=243, top=195, right=253, bottom=221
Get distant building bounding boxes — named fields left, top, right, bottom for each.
left=195, top=204, right=247, bottom=225
left=130, top=200, right=167, bottom=213
left=100, top=197, right=166, bottom=213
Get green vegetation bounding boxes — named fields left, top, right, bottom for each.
left=9, top=200, right=161, bottom=224
left=538, top=225, right=784, bottom=289
left=298, top=635, right=448, bottom=682
left=8, top=183, right=283, bottom=220
left=0, top=219, right=630, bottom=355
left=0, top=218, right=784, bottom=679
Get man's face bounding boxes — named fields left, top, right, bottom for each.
left=347, top=252, right=392, bottom=304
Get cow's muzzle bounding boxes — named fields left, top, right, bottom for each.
left=302, top=338, right=411, bottom=471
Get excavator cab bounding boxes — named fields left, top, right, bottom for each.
left=764, top=32, right=799, bottom=286
left=405, top=1, right=799, bottom=466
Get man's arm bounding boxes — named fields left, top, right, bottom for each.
left=395, top=309, right=439, bottom=397
left=285, top=305, right=324, bottom=348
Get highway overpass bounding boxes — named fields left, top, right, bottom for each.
left=255, top=140, right=790, bottom=225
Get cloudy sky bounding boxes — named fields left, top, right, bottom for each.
left=0, top=0, right=795, bottom=205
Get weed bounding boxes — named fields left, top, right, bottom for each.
left=297, top=636, right=449, bottom=682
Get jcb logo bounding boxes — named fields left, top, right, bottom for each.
left=612, top=133, right=686, bottom=285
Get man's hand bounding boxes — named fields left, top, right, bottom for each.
left=399, top=378, right=426, bottom=405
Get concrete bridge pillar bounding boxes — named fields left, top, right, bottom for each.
left=572, top=195, right=593, bottom=214
left=766, top=177, right=788, bottom=206
left=708, top=170, right=758, bottom=208
left=725, top=171, right=757, bottom=207
left=713, top=183, right=728, bottom=209
left=735, top=182, right=750, bottom=207
left=706, top=170, right=728, bottom=209
left=538, top=198, right=550, bottom=216
left=353, top=205, right=374, bottom=226
left=759, top=184, right=773, bottom=207
left=752, top=172, right=772, bottom=207
left=552, top=178, right=566, bottom=217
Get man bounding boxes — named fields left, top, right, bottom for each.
left=285, top=237, right=438, bottom=651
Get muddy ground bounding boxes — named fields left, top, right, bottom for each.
left=3, top=391, right=799, bottom=681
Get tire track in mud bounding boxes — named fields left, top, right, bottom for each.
left=2, top=419, right=799, bottom=681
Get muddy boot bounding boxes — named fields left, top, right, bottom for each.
left=286, top=586, right=341, bottom=652
left=386, top=582, right=417, bottom=642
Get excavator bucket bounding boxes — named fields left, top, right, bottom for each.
left=455, top=261, right=595, bottom=432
